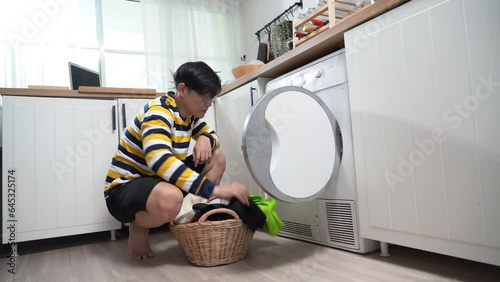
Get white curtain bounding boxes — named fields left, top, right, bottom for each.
left=141, top=0, right=242, bottom=92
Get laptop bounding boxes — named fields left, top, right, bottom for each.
left=68, top=62, right=101, bottom=90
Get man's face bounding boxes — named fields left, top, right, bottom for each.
left=185, top=87, right=214, bottom=118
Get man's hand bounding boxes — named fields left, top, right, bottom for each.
left=211, top=182, right=250, bottom=206
left=193, top=134, right=212, bottom=167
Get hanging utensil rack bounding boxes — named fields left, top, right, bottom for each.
left=255, top=0, right=303, bottom=42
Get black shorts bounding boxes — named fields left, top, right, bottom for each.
left=105, top=155, right=206, bottom=223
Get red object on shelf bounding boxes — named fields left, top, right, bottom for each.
left=312, top=18, right=327, bottom=27
left=294, top=31, right=309, bottom=38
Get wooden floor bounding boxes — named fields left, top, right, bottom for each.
left=1, top=228, right=499, bottom=282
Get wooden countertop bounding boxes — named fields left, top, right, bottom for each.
left=220, top=0, right=408, bottom=96
left=0, top=86, right=163, bottom=99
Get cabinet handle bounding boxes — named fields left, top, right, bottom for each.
left=250, top=87, right=257, bottom=106
left=111, top=105, right=116, bottom=132
left=121, top=103, right=127, bottom=129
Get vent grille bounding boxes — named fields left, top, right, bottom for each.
left=280, top=220, right=313, bottom=238
left=325, top=202, right=356, bottom=246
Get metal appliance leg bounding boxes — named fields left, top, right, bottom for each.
left=110, top=230, right=116, bottom=241
left=379, top=242, right=391, bottom=257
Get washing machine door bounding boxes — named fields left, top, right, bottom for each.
left=242, top=86, right=341, bottom=203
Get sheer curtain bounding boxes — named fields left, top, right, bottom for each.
left=141, top=0, right=242, bottom=92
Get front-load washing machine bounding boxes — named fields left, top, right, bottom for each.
left=242, top=49, right=378, bottom=253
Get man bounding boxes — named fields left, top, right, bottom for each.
left=104, top=61, right=249, bottom=260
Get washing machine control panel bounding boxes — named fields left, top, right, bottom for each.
left=289, top=68, right=323, bottom=87
left=268, top=51, right=347, bottom=93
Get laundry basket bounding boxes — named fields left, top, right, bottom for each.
left=169, top=208, right=255, bottom=267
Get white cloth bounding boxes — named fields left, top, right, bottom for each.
left=174, top=193, right=208, bottom=221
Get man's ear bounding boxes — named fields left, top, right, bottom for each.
left=177, top=83, right=187, bottom=97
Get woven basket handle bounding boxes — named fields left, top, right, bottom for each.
left=198, top=208, right=240, bottom=223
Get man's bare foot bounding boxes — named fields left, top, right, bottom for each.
left=128, top=223, right=155, bottom=260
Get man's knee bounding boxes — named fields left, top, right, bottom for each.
left=149, top=183, right=183, bottom=221
left=212, top=148, right=226, bottom=170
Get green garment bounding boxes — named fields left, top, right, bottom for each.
left=250, top=195, right=284, bottom=236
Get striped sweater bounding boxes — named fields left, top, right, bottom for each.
left=104, top=94, right=220, bottom=199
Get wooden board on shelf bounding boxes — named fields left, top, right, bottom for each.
left=78, top=86, right=156, bottom=95
left=293, top=4, right=329, bottom=28
left=293, top=2, right=329, bottom=48
left=293, top=0, right=372, bottom=48
left=0, top=87, right=160, bottom=99
left=28, top=85, right=70, bottom=90
left=294, top=25, right=330, bottom=47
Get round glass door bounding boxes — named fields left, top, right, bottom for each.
left=242, top=86, right=341, bottom=203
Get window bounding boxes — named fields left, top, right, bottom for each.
left=141, top=0, right=241, bottom=90
left=1, top=0, right=98, bottom=47
left=191, top=11, right=235, bottom=85
left=0, top=0, right=147, bottom=89
left=102, top=0, right=145, bottom=52
left=104, top=53, right=146, bottom=88
left=101, top=0, right=146, bottom=88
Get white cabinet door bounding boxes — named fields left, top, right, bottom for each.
left=215, top=80, right=268, bottom=196
left=117, top=98, right=152, bottom=139
left=345, top=0, right=500, bottom=266
left=2, top=96, right=120, bottom=243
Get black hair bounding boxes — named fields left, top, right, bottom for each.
left=174, top=61, right=221, bottom=98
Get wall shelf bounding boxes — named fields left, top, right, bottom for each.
left=220, top=0, right=408, bottom=96
left=293, top=0, right=372, bottom=48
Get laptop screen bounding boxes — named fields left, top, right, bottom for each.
left=68, top=62, right=101, bottom=90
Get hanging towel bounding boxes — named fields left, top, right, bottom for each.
left=250, top=195, right=284, bottom=236
left=257, top=42, right=268, bottom=63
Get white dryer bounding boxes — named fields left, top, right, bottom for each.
left=242, top=49, right=378, bottom=253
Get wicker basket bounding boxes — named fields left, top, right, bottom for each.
left=169, top=208, right=255, bottom=267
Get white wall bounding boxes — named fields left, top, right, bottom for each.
left=238, top=0, right=317, bottom=63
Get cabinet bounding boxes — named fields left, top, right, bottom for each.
left=2, top=96, right=121, bottom=243
left=345, top=0, right=500, bottom=266
left=1, top=93, right=216, bottom=244
left=117, top=98, right=152, bottom=139
left=215, top=79, right=270, bottom=196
